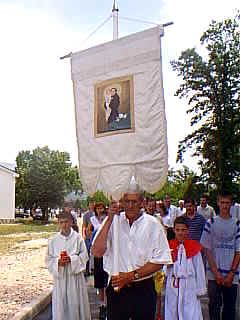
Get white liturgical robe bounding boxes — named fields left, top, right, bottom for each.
left=165, top=244, right=206, bottom=320
left=46, top=229, right=91, bottom=320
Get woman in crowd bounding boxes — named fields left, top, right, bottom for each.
left=89, top=202, right=108, bottom=320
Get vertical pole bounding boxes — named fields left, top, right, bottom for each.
left=112, top=0, right=119, bottom=40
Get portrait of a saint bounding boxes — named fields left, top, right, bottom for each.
left=94, top=75, right=134, bottom=137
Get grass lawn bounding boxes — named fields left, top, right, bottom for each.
left=0, top=219, right=58, bottom=255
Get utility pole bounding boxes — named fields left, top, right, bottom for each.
left=112, top=0, right=119, bottom=40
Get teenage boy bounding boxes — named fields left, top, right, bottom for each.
left=165, top=216, right=206, bottom=320
left=201, top=193, right=240, bottom=320
left=46, top=213, right=91, bottom=320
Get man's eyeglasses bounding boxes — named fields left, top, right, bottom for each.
left=124, top=200, right=139, bottom=207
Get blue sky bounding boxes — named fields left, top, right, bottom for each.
left=0, top=0, right=239, bottom=170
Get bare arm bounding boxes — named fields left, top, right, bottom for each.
left=223, top=252, right=240, bottom=287
left=82, top=224, right=86, bottom=239
left=82, top=214, right=88, bottom=239
left=91, top=215, right=113, bottom=257
left=91, top=201, right=119, bottom=257
left=134, top=262, right=162, bottom=279
left=111, top=262, right=162, bottom=289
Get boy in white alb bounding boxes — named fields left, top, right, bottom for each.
left=46, top=213, right=91, bottom=320
left=165, top=216, right=206, bottom=320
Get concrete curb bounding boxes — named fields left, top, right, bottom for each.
left=10, top=289, right=52, bottom=320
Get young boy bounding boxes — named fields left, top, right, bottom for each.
left=165, top=216, right=206, bottom=320
left=46, top=213, right=91, bottom=320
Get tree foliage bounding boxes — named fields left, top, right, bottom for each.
left=86, top=191, right=110, bottom=207
left=171, top=12, right=240, bottom=194
left=146, top=166, right=206, bottom=206
left=15, top=146, right=82, bottom=218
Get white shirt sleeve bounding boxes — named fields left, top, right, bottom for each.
left=200, top=220, right=211, bottom=249
left=149, top=223, right=172, bottom=265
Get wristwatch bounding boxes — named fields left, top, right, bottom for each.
left=133, top=270, right=140, bottom=280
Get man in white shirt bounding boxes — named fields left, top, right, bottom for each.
left=163, top=195, right=179, bottom=240
left=91, top=190, right=172, bottom=320
left=177, top=199, right=186, bottom=216
left=197, top=195, right=216, bottom=220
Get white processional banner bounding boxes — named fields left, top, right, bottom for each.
left=71, top=26, right=168, bottom=200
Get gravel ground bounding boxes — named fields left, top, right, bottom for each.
left=0, top=243, right=53, bottom=320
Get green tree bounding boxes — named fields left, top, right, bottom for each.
left=147, top=166, right=205, bottom=205
left=171, top=12, right=240, bottom=194
left=86, top=191, right=110, bottom=207
left=15, top=146, right=82, bottom=219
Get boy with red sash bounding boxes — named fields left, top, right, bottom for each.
left=165, top=216, right=206, bottom=320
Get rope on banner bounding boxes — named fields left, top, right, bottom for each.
left=119, top=16, right=160, bottom=26
left=119, top=16, right=174, bottom=28
left=60, top=13, right=173, bottom=60
left=79, top=14, right=113, bottom=46
left=60, top=14, right=112, bottom=60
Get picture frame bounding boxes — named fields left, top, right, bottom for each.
left=94, top=75, right=135, bottom=137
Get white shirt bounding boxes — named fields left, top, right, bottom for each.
left=71, top=210, right=78, bottom=221
left=177, top=207, right=186, bottom=216
left=90, top=214, right=106, bottom=231
left=230, top=203, right=240, bottom=221
left=95, top=212, right=172, bottom=279
left=162, top=204, right=178, bottom=227
left=197, top=205, right=216, bottom=220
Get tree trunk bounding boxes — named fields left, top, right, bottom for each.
left=42, top=207, right=49, bottom=222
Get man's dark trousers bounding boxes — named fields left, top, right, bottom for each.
left=208, top=280, right=238, bottom=320
left=106, top=278, right=156, bottom=320
left=85, top=239, right=91, bottom=274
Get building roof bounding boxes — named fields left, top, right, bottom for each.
left=0, top=162, right=18, bottom=177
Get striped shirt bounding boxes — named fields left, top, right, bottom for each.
left=185, top=213, right=206, bottom=241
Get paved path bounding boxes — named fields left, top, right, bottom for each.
left=33, top=303, right=51, bottom=320
left=34, top=217, right=211, bottom=319
left=34, top=277, right=210, bottom=320
left=34, top=276, right=99, bottom=320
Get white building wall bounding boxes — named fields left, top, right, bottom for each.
left=0, top=168, right=15, bottom=220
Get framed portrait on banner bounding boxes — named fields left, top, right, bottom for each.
left=94, top=75, right=135, bottom=137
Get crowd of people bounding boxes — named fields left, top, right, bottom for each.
left=46, top=191, right=240, bottom=320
